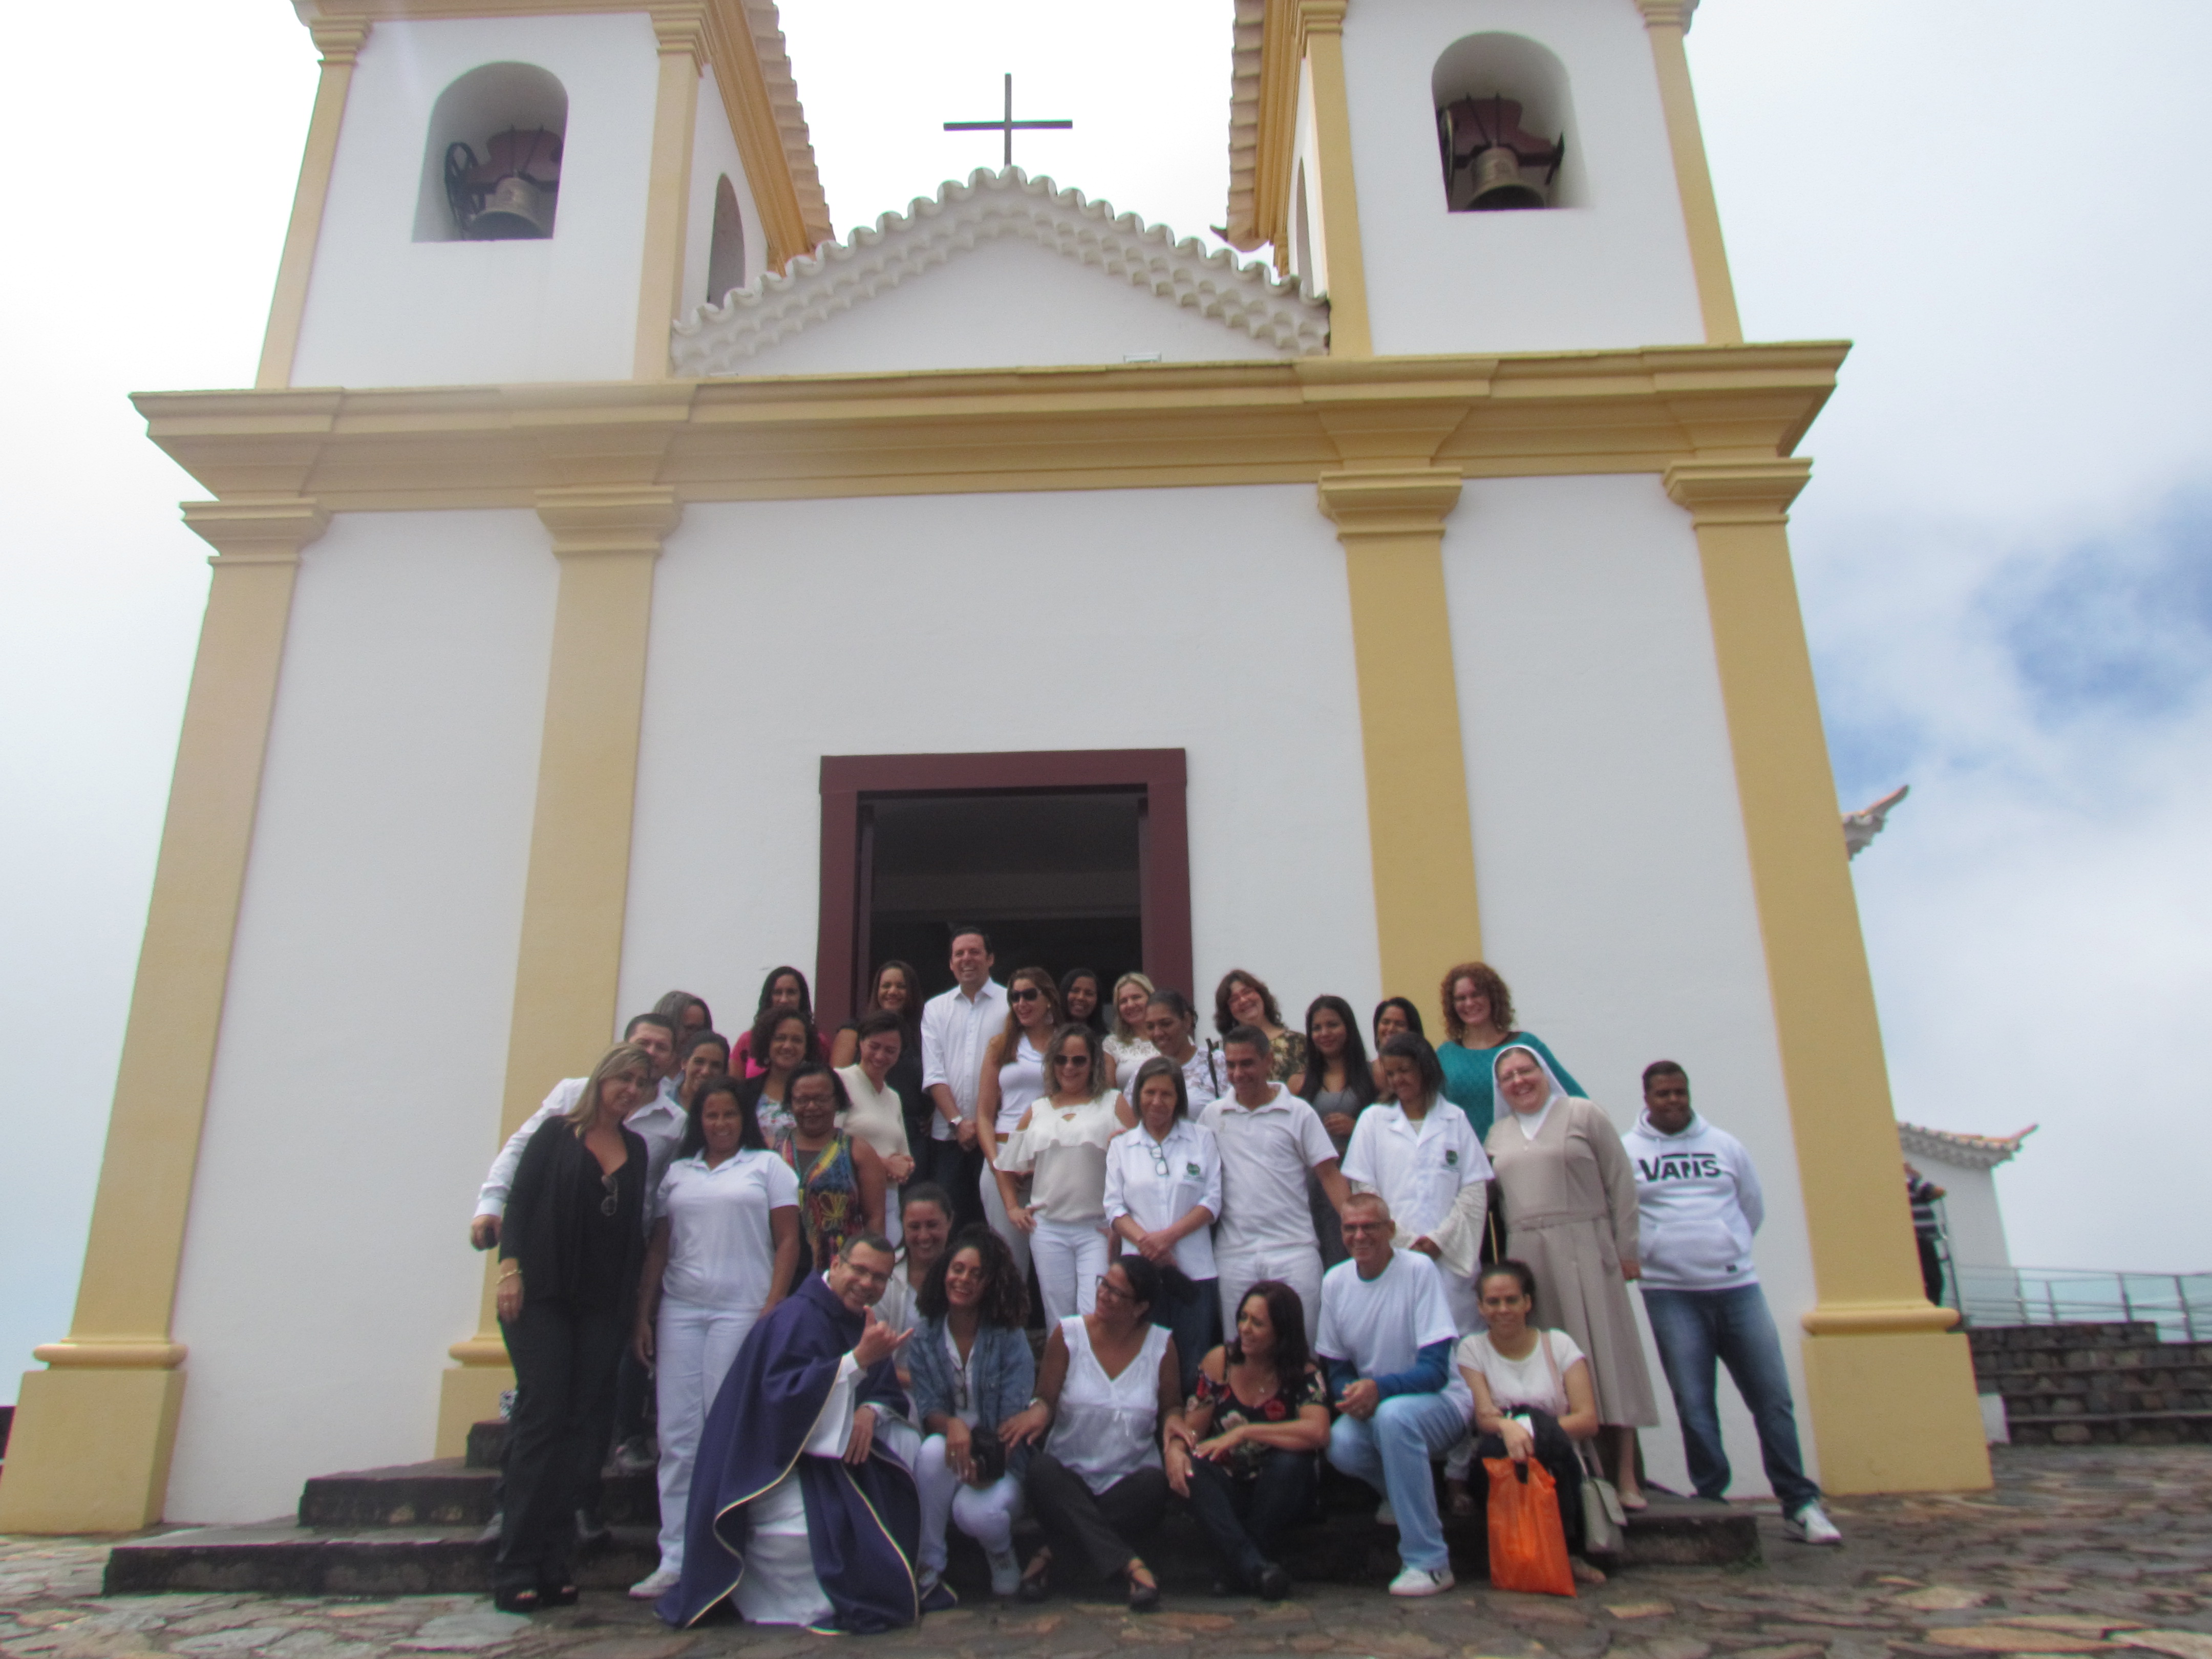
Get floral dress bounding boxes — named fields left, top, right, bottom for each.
left=1189, top=1363, right=1329, bottom=1479
left=1268, top=1030, right=1308, bottom=1084
left=774, top=1128, right=859, bottom=1281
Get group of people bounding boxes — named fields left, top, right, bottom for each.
left=469, top=933, right=1844, bottom=1624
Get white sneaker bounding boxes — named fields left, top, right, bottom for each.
left=1374, top=1499, right=1397, bottom=1527
left=1389, top=1565, right=1454, bottom=1598
left=629, top=1566, right=680, bottom=1600
left=1783, top=1501, right=1842, bottom=1545
left=613, top=1434, right=659, bottom=1475
left=985, top=1547, right=1022, bottom=1599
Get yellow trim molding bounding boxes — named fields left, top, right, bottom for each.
left=636, top=7, right=706, bottom=377
left=1223, top=0, right=1300, bottom=256
left=1294, top=3, right=1370, bottom=356
left=1320, top=467, right=1481, bottom=996
left=1637, top=1, right=1743, bottom=346
left=1665, top=457, right=1988, bottom=1494
left=257, top=20, right=370, bottom=390
left=435, top=485, right=680, bottom=1456
left=0, top=497, right=330, bottom=1533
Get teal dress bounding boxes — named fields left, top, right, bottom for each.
left=1436, top=1033, right=1582, bottom=1140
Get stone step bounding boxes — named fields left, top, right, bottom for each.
left=1974, top=1346, right=2212, bottom=1376
left=1969, top=1321, right=2163, bottom=1352
left=105, top=1493, right=1755, bottom=1597
left=1995, top=1383, right=2212, bottom=1415
left=2004, top=1410, right=2212, bottom=1447
left=296, top=1459, right=658, bottom=1529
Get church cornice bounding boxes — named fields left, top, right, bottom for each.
left=669, top=167, right=1330, bottom=373
left=132, top=339, right=1846, bottom=512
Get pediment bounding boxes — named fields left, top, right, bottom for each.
left=670, top=167, right=1329, bottom=377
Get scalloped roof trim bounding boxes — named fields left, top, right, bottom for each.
left=670, top=166, right=1330, bottom=375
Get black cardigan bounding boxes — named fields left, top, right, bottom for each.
left=500, top=1114, right=648, bottom=1321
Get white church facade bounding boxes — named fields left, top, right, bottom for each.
left=0, top=0, right=1991, bottom=1532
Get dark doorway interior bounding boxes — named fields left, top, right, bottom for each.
left=862, top=792, right=1145, bottom=1001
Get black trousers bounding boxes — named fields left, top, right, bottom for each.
left=1471, top=1409, right=1588, bottom=1558
left=496, top=1298, right=626, bottom=1591
left=1918, top=1236, right=1946, bottom=1306
left=1025, top=1453, right=1167, bottom=1585
left=1185, top=1449, right=1317, bottom=1585
left=927, top=1138, right=987, bottom=1235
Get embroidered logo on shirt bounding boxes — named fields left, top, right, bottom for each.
left=1186, top=1162, right=1202, bottom=1177
left=1445, top=1150, right=1458, bottom=1165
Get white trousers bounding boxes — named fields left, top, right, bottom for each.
left=913, top=1434, right=1023, bottom=1579
left=979, top=1164, right=1032, bottom=1279
left=1030, top=1217, right=1109, bottom=1324
left=1215, top=1242, right=1325, bottom=1348
left=1438, top=1270, right=1484, bottom=1481
left=654, top=1297, right=761, bottom=1573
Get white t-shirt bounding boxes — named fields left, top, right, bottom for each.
left=652, top=1149, right=801, bottom=1309
left=1455, top=1327, right=1585, bottom=1418
left=1342, top=1099, right=1492, bottom=1239
left=1315, top=1248, right=1472, bottom=1414
left=1200, top=1084, right=1339, bottom=1257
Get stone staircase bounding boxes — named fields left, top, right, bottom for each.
left=105, top=1419, right=1757, bottom=1597
left=1971, top=1322, right=2212, bottom=1445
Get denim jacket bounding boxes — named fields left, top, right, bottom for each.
left=907, top=1317, right=1036, bottom=1479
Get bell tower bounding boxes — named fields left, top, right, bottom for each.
left=1225, top=0, right=1739, bottom=358
left=257, top=0, right=833, bottom=392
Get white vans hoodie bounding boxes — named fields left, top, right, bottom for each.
left=1624, top=1109, right=1764, bottom=1291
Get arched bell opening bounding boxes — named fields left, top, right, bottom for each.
left=412, top=62, right=569, bottom=243
left=1430, top=33, right=1582, bottom=214
left=706, top=175, right=747, bottom=305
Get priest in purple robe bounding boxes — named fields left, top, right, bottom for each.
left=660, top=1231, right=922, bottom=1632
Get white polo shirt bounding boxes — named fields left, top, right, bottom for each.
left=919, top=980, right=1008, bottom=1142
left=1341, top=1099, right=1492, bottom=1239
left=1316, top=1248, right=1473, bottom=1414
left=1200, top=1084, right=1338, bottom=1259
left=1103, top=1115, right=1223, bottom=1281
left=652, top=1148, right=801, bottom=1309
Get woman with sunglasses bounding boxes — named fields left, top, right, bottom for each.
left=1103, top=1055, right=1221, bottom=1394
left=994, top=1024, right=1136, bottom=1322
left=973, top=967, right=1065, bottom=1279
left=491, top=1042, right=653, bottom=1613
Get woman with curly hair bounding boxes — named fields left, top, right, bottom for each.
left=909, top=1227, right=1036, bottom=1607
left=732, top=965, right=830, bottom=1076
left=1434, top=961, right=1583, bottom=1140
left=1214, top=969, right=1305, bottom=1082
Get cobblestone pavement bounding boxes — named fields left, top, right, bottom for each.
left=8, top=1447, right=2212, bottom=1659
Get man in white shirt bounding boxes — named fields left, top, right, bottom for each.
left=1316, top=1193, right=1472, bottom=1598
left=1198, top=1025, right=1349, bottom=1345
left=918, top=928, right=1006, bottom=1229
left=1626, top=1061, right=1840, bottom=1545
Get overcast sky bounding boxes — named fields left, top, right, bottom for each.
left=3, top=1, right=2207, bottom=1397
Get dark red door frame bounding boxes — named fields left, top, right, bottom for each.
left=816, top=749, right=1192, bottom=1029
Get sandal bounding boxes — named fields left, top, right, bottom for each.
left=1016, top=1547, right=1052, bottom=1603
left=1571, top=1557, right=1609, bottom=1586
left=541, top=1583, right=579, bottom=1608
left=492, top=1586, right=541, bottom=1614
left=1126, top=1561, right=1161, bottom=1613
left=1444, top=1479, right=1476, bottom=1518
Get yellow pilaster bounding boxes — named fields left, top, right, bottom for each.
left=635, top=6, right=706, bottom=380
left=0, top=497, right=329, bottom=1531
left=435, top=486, right=679, bottom=1455
left=1319, top=468, right=1483, bottom=1000
left=1296, top=2, right=1371, bottom=357
left=1667, top=458, right=1988, bottom=1494
left=257, top=22, right=369, bottom=390
left=1636, top=1, right=1742, bottom=347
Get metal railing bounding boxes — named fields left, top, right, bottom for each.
left=1950, top=1265, right=2212, bottom=1343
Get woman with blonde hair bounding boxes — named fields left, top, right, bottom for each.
left=994, top=1024, right=1136, bottom=1321
left=1435, top=962, right=1582, bottom=1139
left=1102, top=971, right=1157, bottom=1084
left=974, top=966, right=1065, bottom=1279
left=492, top=1042, right=654, bottom=1612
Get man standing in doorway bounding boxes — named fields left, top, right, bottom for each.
left=919, top=927, right=1006, bottom=1233
left=1625, top=1060, right=1841, bottom=1545
left=1200, top=1024, right=1350, bottom=1345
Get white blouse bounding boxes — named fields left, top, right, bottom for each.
left=1046, top=1315, right=1170, bottom=1494
left=997, top=1092, right=1124, bottom=1225
left=1102, top=1116, right=1222, bottom=1281
left=836, top=1064, right=911, bottom=1166
left=651, top=1150, right=801, bottom=1309
left=989, top=1034, right=1048, bottom=1135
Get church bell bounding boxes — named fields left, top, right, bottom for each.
left=472, top=175, right=552, bottom=239
left=443, top=126, right=563, bottom=240
left=1467, top=146, right=1548, bottom=211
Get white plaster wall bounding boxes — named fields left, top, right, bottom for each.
left=680, top=69, right=762, bottom=316
left=1445, top=473, right=1814, bottom=1495
left=730, top=238, right=1294, bottom=376
left=1342, top=0, right=1707, bottom=355
left=1916, top=1158, right=2014, bottom=1270
left=619, top=484, right=1382, bottom=1040
left=166, top=511, right=557, bottom=1523
left=292, top=14, right=660, bottom=388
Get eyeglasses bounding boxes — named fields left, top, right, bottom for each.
left=1053, top=1053, right=1092, bottom=1068
left=1009, top=988, right=1042, bottom=1004
left=1142, top=1137, right=1174, bottom=1178
left=600, top=1171, right=620, bottom=1218
left=1340, top=1220, right=1390, bottom=1237
left=1093, top=1275, right=1135, bottom=1304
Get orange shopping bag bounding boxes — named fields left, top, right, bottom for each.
left=1483, top=1455, right=1576, bottom=1597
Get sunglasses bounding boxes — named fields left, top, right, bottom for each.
left=1054, top=1053, right=1092, bottom=1068
left=1009, top=987, right=1043, bottom=1004
left=600, top=1171, right=621, bottom=1218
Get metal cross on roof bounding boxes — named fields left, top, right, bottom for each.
left=944, top=73, right=1073, bottom=168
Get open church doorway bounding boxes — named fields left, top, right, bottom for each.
left=815, top=750, right=1193, bottom=1027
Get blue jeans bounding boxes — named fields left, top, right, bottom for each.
left=1641, top=1284, right=1820, bottom=1513
left=1326, top=1392, right=1467, bottom=1572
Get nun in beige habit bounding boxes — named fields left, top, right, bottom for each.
left=1482, top=1043, right=1657, bottom=1507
